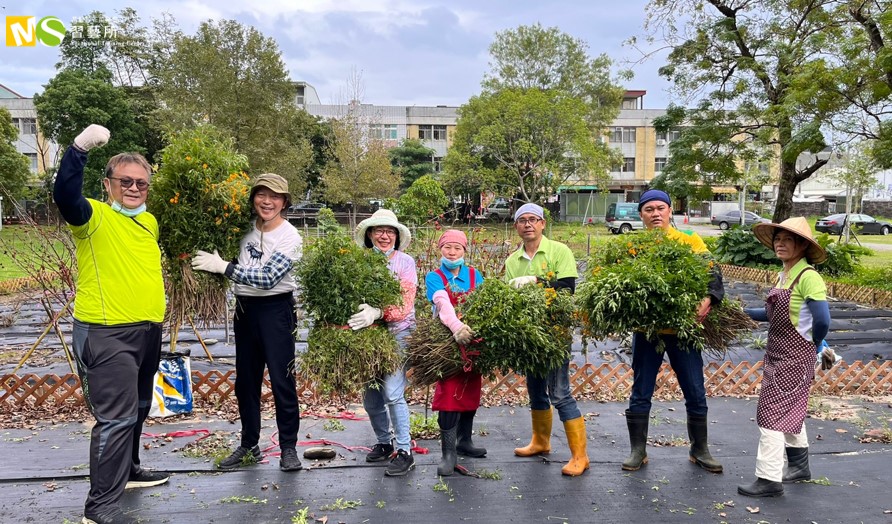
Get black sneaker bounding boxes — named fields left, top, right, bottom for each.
left=217, top=445, right=262, bottom=470
left=125, top=467, right=169, bottom=489
left=366, top=443, right=394, bottom=463
left=280, top=448, right=303, bottom=472
left=82, top=506, right=138, bottom=524
left=384, top=449, right=415, bottom=477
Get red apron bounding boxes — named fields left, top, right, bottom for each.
left=431, top=268, right=482, bottom=412
left=756, top=269, right=817, bottom=433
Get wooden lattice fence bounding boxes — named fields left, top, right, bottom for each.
left=5, top=360, right=892, bottom=410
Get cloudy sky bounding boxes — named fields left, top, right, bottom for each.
left=1, top=0, right=673, bottom=109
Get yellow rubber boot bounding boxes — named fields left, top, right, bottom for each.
left=514, top=408, right=552, bottom=456
left=561, top=417, right=590, bottom=476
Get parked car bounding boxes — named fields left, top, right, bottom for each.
left=483, top=199, right=512, bottom=221
left=815, top=213, right=892, bottom=235
left=287, top=202, right=326, bottom=225
left=605, top=202, right=644, bottom=234
left=710, top=210, right=769, bottom=230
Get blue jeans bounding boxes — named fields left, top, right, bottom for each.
left=526, top=357, right=581, bottom=422
left=629, top=332, right=708, bottom=416
left=363, top=327, right=412, bottom=452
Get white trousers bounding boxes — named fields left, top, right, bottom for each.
left=755, top=426, right=809, bottom=481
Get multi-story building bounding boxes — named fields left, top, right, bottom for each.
left=0, top=83, right=57, bottom=178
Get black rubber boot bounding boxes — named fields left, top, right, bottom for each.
left=456, top=410, right=487, bottom=458
left=783, top=447, right=811, bottom=482
left=437, top=424, right=458, bottom=476
left=621, top=410, right=649, bottom=471
left=687, top=414, right=723, bottom=473
left=738, top=477, right=784, bottom=497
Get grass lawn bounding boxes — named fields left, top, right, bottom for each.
left=0, top=224, right=72, bottom=281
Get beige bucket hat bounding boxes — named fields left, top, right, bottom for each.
left=354, top=209, right=412, bottom=251
left=752, top=216, right=827, bottom=264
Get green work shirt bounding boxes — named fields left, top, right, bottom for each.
left=776, top=258, right=827, bottom=343
left=505, top=235, right=578, bottom=281
left=69, top=199, right=166, bottom=325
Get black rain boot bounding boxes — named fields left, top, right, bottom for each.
left=687, top=414, right=723, bottom=473
left=738, top=477, right=784, bottom=497
left=783, top=447, right=811, bottom=482
left=621, top=410, right=649, bottom=471
left=437, top=424, right=458, bottom=476
left=456, top=410, right=487, bottom=458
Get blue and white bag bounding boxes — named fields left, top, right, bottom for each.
left=150, top=353, right=193, bottom=417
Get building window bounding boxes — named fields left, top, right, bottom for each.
left=433, top=125, right=447, bottom=141
left=655, top=157, right=668, bottom=172
left=623, top=127, right=636, bottom=143
left=369, top=124, right=383, bottom=139
left=622, top=157, right=635, bottom=172
left=610, top=127, right=623, bottom=142
left=667, top=129, right=681, bottom=142
left=433, top=156, right=443, bottom=173
left=24, top=153, right=38, bottom=172
left=418, top=125, right=433, bottom=140
left=384, top=124, right=397, bottom=140
left=622, top=98, right=638, bottom=110
left=13, top=118, right=38, bottom=135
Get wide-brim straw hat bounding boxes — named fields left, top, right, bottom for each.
left=753, top=216, right=827, bottom=264
left=354, top=209, right=412, bottom=251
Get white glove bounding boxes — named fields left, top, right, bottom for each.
left=509, top=275, right=538, bottom=288
left=73, top=124, right=110, bottom=151
left=191, top=250, right=230, bottom=275
left=348, top=303, right=382, bottom=330
left=453, top=323, right=474, bottom=345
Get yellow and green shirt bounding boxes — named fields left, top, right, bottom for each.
left=505, top=235, right=578, bottom=281
left=69, top=199, right=166, bottom=324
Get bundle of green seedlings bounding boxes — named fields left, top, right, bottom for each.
left=294, top=232, right=403, bottom=395
left=406, top=313, right=464, bottom=387
left=577, top=228, right=752, bottom=355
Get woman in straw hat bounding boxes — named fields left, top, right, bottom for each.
left=350, top=209, right=418, bottom=477
left=737, top=217, right=834, bottom=498
left=425, top=229, right=487, bottom=476
left=191, top=173, right=304, bottom=473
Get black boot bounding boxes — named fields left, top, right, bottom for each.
left=783, top=447, right=811, bottom=482
left=738, top=477, right=784, bottom=497
left=621, top=410, right=649, bottom=471
left=687, top=415, right=723, bottom=473
left=456, top=410, right=487, bottom=458
left=437, top=424, right=458, bottom=476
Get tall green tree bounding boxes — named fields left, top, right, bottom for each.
left=34, top=68, right=146, bottom=197
left=0, top=108, right=31, bottom=199
left=153, top=18, right=317, bottom=195
left=643, top=0, right=854, bottom=222
left=445, top=24, right=623, bottom=205
left=389, top=139, right=436, bottom=190
left=396, top=175, right=449, bottom=225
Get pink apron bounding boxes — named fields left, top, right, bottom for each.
left=756, top=269, right=817, bottom=433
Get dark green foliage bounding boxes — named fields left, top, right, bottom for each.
left=389, top=139, right=435, bottom=190
left=295, top=233, right=402, bottom=325
left=459, top=279, right=574, bottom=378
left=578, top=229, right=712, bottom=352
left=814, top=234, right=872, bottom=277
left=712, top=227, right=777, bottom=268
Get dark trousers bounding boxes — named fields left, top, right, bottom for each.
left=72, top=320, right=162, bottom=515
left=233, top=293, right=300, bottom=449
left=629, top=332, right=708, bottom=416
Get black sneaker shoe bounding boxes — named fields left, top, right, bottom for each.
left=366, top=443, right=394, bottom=463
left=82, top=506, right=138, bottom=524
left=125, top=467, right=169, bottom=489
left=280, top=448, right=303, bottom=472
left=384, top=449, right=415, bottom=477
left=217, top=445, right=262, bottom=471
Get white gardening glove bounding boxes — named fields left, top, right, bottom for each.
left=348, top=303, right=382, bottom=330
left=509, top=275, right=538, bottom=288
left=453, top=323, right=474, bottom=346
left=191, top=250, right=229, bottom=275
left=73, top=124, right=110, bottom=151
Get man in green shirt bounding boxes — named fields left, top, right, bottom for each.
left=505, top=203, right=590, bottom=477
left=54, top=125, right=168, bottom=524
